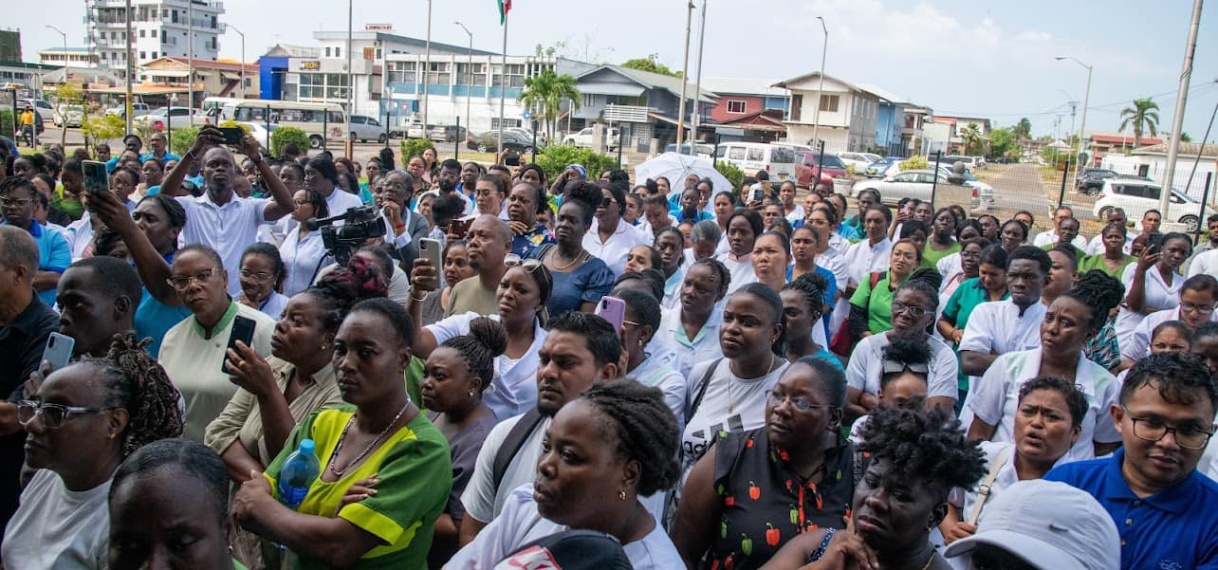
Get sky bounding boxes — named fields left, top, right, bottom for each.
left=12, top=0, right=1218, bottom=141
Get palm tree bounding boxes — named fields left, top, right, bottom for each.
left=1118, top=98, right=1160, bottom=148
left=960, top=122, right=984, bottom=155
left=1014, top=117, right=1032, bottom=141
left=519, top=69, right=581, bottom=143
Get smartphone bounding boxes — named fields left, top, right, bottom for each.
left=219, top=126, right=244, bottom=145
left=222, top=316, right=257, bottom=374
left=595, top=296, right=626, bottom=334
left=82, top=160, right=109, bottom=198
left=1146, top=232, right=1165, bottom=255
left=419, top=238, right=442, bottom=270
left=751, top=186, right=765, bottom=203
left=41, top=332, right=75, bottom=373
left=448, top=217, right=473, bottom=238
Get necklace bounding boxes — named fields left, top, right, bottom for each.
left=917, top=549, right=937, bottom=570
left=728, top=355, right=781, bottom=414
left=548, top=248, right=586, bottom=272
left=327, top=398, right=412, bottom=477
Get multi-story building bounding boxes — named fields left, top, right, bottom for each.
left=773, top=71, right=882, bottom=153
left=85, top=0, right=225, bottom=78
left=37, top=47, right=99, bottom=68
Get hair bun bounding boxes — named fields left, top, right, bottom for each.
left=468, top=316, right=508, bottom=358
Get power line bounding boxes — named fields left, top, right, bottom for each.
left=936, top=82, right=1218, bottom=119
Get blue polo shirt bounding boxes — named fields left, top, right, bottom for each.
left=141, top=151, right=182, bottom=165
left=0, top=220, right=71, bottom=307
left=1045, top=448, right=1218, bottom=569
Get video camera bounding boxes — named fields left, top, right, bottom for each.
left=306, top=205, right=386, bottom=266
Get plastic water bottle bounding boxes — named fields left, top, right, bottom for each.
left=277, top=438, right=320, bottom=510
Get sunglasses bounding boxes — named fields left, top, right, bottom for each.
left=882, top=360, right=930, bottom=375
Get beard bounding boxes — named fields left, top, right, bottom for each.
left=438, top=178, right=456, bottom=193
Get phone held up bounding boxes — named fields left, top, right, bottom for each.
left=82, top=160, right=109, bottom=200
left=221, top=316, right=258, bottom=375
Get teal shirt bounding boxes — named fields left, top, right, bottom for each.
left=942, top=277, right=1008, bottom=391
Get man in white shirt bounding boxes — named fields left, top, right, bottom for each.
left=1085, top=207, right=1132, bottom=255
left=959, top=246, right=1052, bottom=377
left=458, top=312, right=622, bottom=545
left=1032, top=206, right=1087, bottom=250
left=304, top=155, right=364, bottom=220
left=159, top=126, right=295, bottom=296
left=1185, top=214, right=1218, bottom=275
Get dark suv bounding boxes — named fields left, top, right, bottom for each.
left=1077, top=168, right=1118, bottom=196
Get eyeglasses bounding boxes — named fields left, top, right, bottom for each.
left=601, top=197, right=616, bottom=207
left=167, top=269, right=218, bottom=290
left=622, top=320, right=642, bottom=328
left=882, top=359, right=930, bottom=375
left=1179, top=302, right=1216, bottom=316
left=1, top=198, right=33, bottom=208
left=504, top=254, right=542, bottom=270
left=239, top=270, right=274, bottom=282
left=1122, top=406, right=1214, bottom=449
left=891, top=301, right=929, bottom=319
left=17, top=400, right=108, bottom=430
left=766, top=390, right=836, bottom=413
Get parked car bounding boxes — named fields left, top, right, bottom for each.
left=853, top=169, right=982, bottom=210
left=22, top=99, right=55, bottom=122
left=563, top=126, right=620, bottom=150
left=837, top=152, right=881, bottom=171
left=1075, top=168, right=1119, bottom=196
left=135, top=107, right=206, bottom=131
left=1093, top=178, right=1215, bottom=232
left=795, top=151, right=848, bottom=188
left=467, top=130, right=538, bottom=153
left=717, top=142, right=805, bottom=180
left=937, top=165, right=995, bottom=205
left=864, top=157, right=903, bottom=178
left=428, top=124, right=468, bottom=143
left=53, top=104, right=85, bottom=128
left=238, top=122, right=278, bottom=150
left=406, top=122, right=433, bottom=139
left=347, top=114, right=387, bottom=144
left=104, top=102, right=151, bottom=119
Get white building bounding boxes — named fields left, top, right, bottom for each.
left=773, top=71, right=882, bottom=153
left=36, top=47, right=99, bottom=68
left=1101, top=142, right=1218, bottom=199
left=85, top=0, right=225, bottom=78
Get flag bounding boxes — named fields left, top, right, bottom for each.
left=498, top=0, right=512, bottom=24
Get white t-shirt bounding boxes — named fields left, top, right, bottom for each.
left=1, top=470, right=111, bottom=570
left=447, top=484, right=683, bottom=570
left=324, top=187, right=365, bottom=219
left=583, top=219, right=653, bottom=276
left=1032, top=230, right=1087, bottom=250
left=966, top=348, right=1121, bottom=461
left=1115, top=263, right=1183, bottom=351
left=627, top=339, right=688, bottom=428
left=958, top=299, right=1046, bottom=387
left=843, top=238, right=892, bottom=286
left=947, top=441, right=1073, bottom=524
left=277, top=226, right=332, bottom=297
left=681, top=358, right=789, bottom=475
left=176, top=192, right=274, bottom=296
left=936, top=252, right=962, bottom=279
left=1189, top=248, right=1218, bottom=279
left=817, top=253, right=852, bottom=340
left=658, top=305, right=725, bottom=380
left=718, top=252, right=757, bottom=296
left=461, top=412, right=551, bottom=523
left=785, top=205, right=806, bottom=224
left=427, top=312, right=548, bottom=421
left=1123, top=306, right=1218, bottom=362
left=845, top=333, right=958, bottom=402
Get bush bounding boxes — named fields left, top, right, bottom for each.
left=533, top=145, right=618, bottom=183
left=168, top=126, right=200, bottom=157
left=82, top=114, right=126, bottom=151
left=271, top=126, right=309, bottom=160
left=715, top=160, right=745, bottom=191
left=899, top=155, right=929, bottom=172
left=400, top=138, right=436, bottom=162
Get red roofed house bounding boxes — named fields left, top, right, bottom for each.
left=134, top=56, right=259, bottom=105
left=1088, top=132, right=1164, bottom=165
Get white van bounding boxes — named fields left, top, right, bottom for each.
left=715, top=142, right=806, bottom=181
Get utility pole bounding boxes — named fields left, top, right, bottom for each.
left=455, top=21, right=473, bottom=134
left=689, top=0, right=707, bottom=150
left=1161, top=0, right=1204, bottom=212
left=810, top=17, right=828, bottom=150
left=227, top=24, right=246, bottom=99
left=675, top=1, right=693, bottom=153
left=422, top=0, right=432, bottom=128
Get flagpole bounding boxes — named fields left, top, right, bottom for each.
left=497, top=10, right=508, bottom=164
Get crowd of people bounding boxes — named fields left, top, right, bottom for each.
left=0, top=126, right=1216, bottom=570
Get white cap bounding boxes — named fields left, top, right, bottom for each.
left=943, top=479, right=1120, bottom=570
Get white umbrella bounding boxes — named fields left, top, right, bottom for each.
left=634, top=152, right=735, bottom=196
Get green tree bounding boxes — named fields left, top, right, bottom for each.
left=715, top=160, right=744, bottom=191
left=271, top=126, right=309, bottom=159
left=988, top=127, right=1021, bottom=159
left=518, top=69, right=581, bottom=143
left=82, top=114, right=126, bottom=154
left=400, top=138, right=436, bottom=161
left=534, top=145, right=618, bottom=183
left=960, top=123, right=985, bottom=155
left=620, top=54, right=681, bottom=78
left=1118, top=98, right=1160, bottom=148
left=899, top=155, right=929, bottom=171
left=1014, top=117, right=1032, bottom=140
left=50, top=83, right=85, bottom=149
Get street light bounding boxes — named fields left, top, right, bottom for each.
left=46, top=25, right=68, bottom=149
left=810, top=17, right=828, bottom=152
left=455, top=21, right=473, bottom=134
left=1056, top=56, right=1092, bottom=193
left=227, top=24, right=246, bottom=99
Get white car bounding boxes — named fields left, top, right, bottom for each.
left=937, top=165, right=994, bottom=205
left=1092, top=178, right=1215, bottom=233
left=53, top=104, right=84, bottom=128
left=838, top=152, right=881, bottom=171
left=238, top=122, right=278, bottom=150
left=104, top=102, right=151, bottom=119
left=348, top=114, right=387, bottom=144
left=22, top=99, right=55, bottom=122
left=135, top=107, right=206, bottom=130
left=563, top=126, right=619, bottom=150
left=852, top=169, right=982, bottom=209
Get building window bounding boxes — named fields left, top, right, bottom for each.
left=151, top=51, right=157, bottom=59
left=139, top=29, right=146, bottom=38
left=386, top=61, right=417, bottom=84
left=791, top=94, right=802, bottom=121
left=491, top=117, right=521, bottom=129
left=726, top=100, right=747, bottom=114
left=298, top=73, right=325, bottom=99
left=819, top=94, right=839, bottom=113
left=325, top=73, right=349, bottom=99
left=425, top=61, right=450, bottom=85
left=334, top=47, right=341, bottom=58
left=375, top=48, right=382, bottom=59
left=582, top=93, right=595, bottom=107
left=325, top=47, right=331, bottom=57
left=139, top=51, right=146, bottom=60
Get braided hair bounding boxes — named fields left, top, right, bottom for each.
left=1064, top=270, right=1125, bottom=333
left=782, top=271, right=829, bottom=320
left=577, top=380, right=680, bottom=497
left=309, top=254, right=389, bottom=333
left=440, top=317, right=508, bottom=391
left=857, top=406, right=987, bottom=493
left=84, top=333, right=185, bottom=456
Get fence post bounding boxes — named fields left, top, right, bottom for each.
left=455, top=116, right=461, bottom=161
left=1057, top=155, right=1071, bottom=210
left=816, top=140, right=826, bottom=188
left=1196, top=171, right=1214, bottom=245
left=930, top=151, right=943, bottom=209
left=322, top=112, right=328, bottom=151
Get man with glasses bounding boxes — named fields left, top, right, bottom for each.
left=0, top=226, right=60, bottom=544
left=1046, top=352, right=1218, bottom=570
left=0, top=177, right=71, bottom=307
